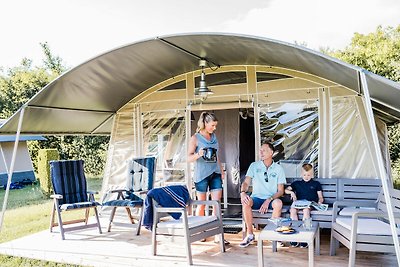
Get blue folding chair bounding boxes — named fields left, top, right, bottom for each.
left=49, top=160, right=102, bottom=240
left=102, top=157, right=156, bottom=235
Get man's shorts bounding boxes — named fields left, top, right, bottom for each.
left=194, top=172, right=222, bottom=193
left=252, top=197, right=274, bottom=210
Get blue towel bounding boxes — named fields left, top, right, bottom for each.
left=142, top=185, right=191, bottom=230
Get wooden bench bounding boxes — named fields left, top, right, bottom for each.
left=287, top=178, right=382, bottom=229
left=330, top=187, right=400, bottom=267
left=242, top=178, right=381, bottom=236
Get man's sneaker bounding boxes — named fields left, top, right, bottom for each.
left=299, top=242, right=308, bottom=248
left=239, top=235, right=255, bottom=248
left=290, top=242, right=299, bottom=247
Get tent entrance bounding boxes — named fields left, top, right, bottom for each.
left=239, top=109, right=255, bottom=183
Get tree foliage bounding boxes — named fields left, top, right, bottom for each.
left=329, top=25, right=400, bottom=180
left=0, top=44, right=109, bottom=177
left=331, top=25, right=400, bottom=82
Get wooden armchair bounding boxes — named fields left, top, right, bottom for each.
left=330, top=187, right=400, bottom=267
left=49, top=160, right=102, bottom=240
left=102, top=157, right=156, bottom=235
left=149, top=185, right=225, bottom=265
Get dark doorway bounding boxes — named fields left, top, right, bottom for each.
left=223, top=109, right=255, bottom=230
left=239, top=110, right=255, bottom=182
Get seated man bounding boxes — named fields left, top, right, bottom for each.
left=239, top=142, right=286, bottom=248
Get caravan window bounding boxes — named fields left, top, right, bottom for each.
left=259, top=101, right=319, bottom=178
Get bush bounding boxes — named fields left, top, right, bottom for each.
left=37, top=149, right=59, bottom=195
left=28, top=135, right=109, bottom=177
left=392, top=158, right=400, bottom=189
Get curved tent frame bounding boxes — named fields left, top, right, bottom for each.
left=0, top=33, right=400, bottom=135
left=0, top=33, right=399, bottom=264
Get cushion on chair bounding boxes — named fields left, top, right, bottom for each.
left=60, top=201, right=100, bottom=211
left=335, top=217, right=400, bottom=235
left=157, top=215, right=218, bottom=229
left=102, top=199, right=143, bottom=207
left=127, top=157, right=155, bottom=192
left=338, top=207, right=377, bottom=216
left=50, top=160, right=88, bottom=205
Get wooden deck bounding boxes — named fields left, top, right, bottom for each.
left=0, top=216, right=397, bottom=267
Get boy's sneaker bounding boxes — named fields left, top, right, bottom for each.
left=214, top=238, right=230, bottom=245
left=290, top=242, right=299, bottom=247
left=299, top=242, right=308, bottom=248
left=239, top=235, right=255, bottom=248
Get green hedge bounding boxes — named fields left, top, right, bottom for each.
left=37, top=149, right=59, bottom=195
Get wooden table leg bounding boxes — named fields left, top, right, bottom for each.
left=316, top=226, right=320, bottom=255
left=272, top=241, right=277, bottom=252
left=308, top=241, right=314, bottom=267
left=258, top=238, right=264, bottom=267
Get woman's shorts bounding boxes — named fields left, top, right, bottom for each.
left=194, top=172, right=222, bottom=193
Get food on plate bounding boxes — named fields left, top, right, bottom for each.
left=276, top=226, right=295, bottom=233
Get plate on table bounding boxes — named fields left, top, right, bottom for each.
left=275, top=227, right=297, bottom=234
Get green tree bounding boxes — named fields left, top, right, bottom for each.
left=331, top=25, right=400, bottom=81
left=40, top=42, right=65, bottom=75
left=329, top=25, right=400, bottom=182
left=0, top=59, right=54, bottom=118
left=0, top=43, right=109, bottom=177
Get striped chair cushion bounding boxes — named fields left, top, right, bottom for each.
left=50, top=160, right=88, bottom=205
left=60, top=201, right=100, bottom=211
left=102, top=199, right=143, bottom=207
left=126, top=157, right=155, bottom=192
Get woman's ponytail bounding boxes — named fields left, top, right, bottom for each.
left=196, top=111, right=218, bottom=132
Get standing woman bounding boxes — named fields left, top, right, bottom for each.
left=188, top=112, right=224, bottom=217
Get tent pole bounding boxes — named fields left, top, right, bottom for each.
left=360, top=71, right=400, bottom=265
left=254, top=102, right=261, bottom=161
left=185, top=107, right=192, bottom=193
left=0, top=107, right=25, bottom=232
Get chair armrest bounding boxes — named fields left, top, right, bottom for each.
left=333, top=200, right=376, bottom=210
left=108, top=189, right=129, bottom=194
left=87, top=190, right=99, bottom=195
left=50, top=194, right=63, bottom=199
left=154, top=206, right=186, bottom=213
left=352, top=211, right=400, bottom=219
left=107, top=189, right=148, bottom=195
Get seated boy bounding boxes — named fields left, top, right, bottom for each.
left=285, top=163, right=323, bottom=248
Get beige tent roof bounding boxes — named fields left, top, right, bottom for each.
left=1, top=33, right=400, bottom=135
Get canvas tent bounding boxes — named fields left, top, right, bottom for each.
left=0, top=134, right=45, bottom=186
left=0, top=33, right=399, bottom=263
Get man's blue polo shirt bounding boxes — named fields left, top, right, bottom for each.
left=245, top=161, right=286, bottom=199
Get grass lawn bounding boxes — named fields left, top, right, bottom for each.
left=0, top=178, right=102, bottom=266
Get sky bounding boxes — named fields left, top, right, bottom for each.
left=1, top=0, right=400, bottom=70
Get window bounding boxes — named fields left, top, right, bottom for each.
left=259, top=101, right=319, bottom=178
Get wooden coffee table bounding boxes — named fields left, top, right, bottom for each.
left=258, top=220, right=320, bottom=267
